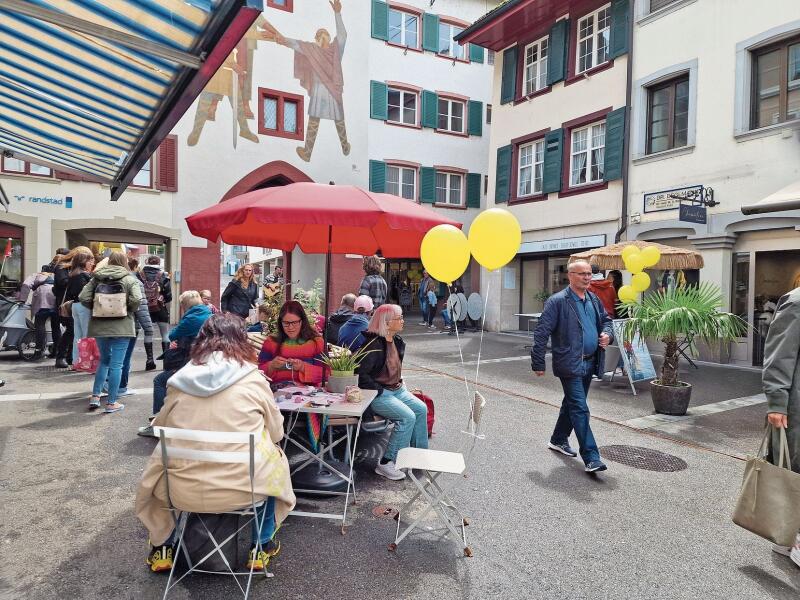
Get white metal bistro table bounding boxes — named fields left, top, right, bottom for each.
left=276, top=387, right=377, bottom=533
left=513, top=313, right=542, bottom=332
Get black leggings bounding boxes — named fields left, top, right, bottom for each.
left=34, top=311, right=60, bottom=356
left=57, top=316, right=74, bottom=363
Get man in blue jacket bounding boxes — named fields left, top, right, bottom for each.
left=337, top=295, right=373, bottom=350
left=531, top=260, right=613, bottom=473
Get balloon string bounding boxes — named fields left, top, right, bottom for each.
left=474, top=278, right=490, bottom=386
left=452, top=301, right=472, bottom=403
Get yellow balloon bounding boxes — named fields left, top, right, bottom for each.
left=631, top=272, right=651, bottom=293
left=625, top=254, right=645, bottom=274
left=640, top=246, right=661, bottom=268
left=621, top=245, right=640, bottom=262
left=618, top=285, right=637, bottom=303
left=468, top=208, right=522, bottom=271
left=420, top=225, right=471, bottom=284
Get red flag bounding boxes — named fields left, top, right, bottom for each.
left=3, top=239, right=11, bottom=259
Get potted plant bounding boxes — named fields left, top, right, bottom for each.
left=622, top=283, right=747, bottom=415
left=317, top=341, right=377, bottom=394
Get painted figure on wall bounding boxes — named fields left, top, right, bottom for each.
left=261, top=0, right=349, bottom=162
left=187, top=17, right=265, bottom=147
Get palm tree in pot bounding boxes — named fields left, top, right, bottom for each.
left=622, top=282, right=747, bottom=415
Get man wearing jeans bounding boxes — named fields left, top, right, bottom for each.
left=531, top=260, right=613, bottom=473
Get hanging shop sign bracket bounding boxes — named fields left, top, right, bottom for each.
left=671, top=186, right=717, bottom=225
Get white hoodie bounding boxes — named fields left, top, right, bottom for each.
left=167, top=351, right=257, bottom=397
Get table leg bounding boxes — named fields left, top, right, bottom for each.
left=341, top=416, right=363, bottom=534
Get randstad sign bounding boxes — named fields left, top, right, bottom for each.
left=14, top=194, right=73, bottom=208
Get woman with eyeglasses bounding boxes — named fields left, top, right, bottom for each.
left=258, top=300, right=327, bottom=385
left=358, top=304, right=428, bottom=481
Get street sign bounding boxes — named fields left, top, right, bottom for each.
left=644, top=185, right=703, bottom=212
left=679, top=203, right=707, bottom=224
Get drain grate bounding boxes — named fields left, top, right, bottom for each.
left=600, top=445, right=688, bottom=472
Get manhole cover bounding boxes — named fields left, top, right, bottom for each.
left=600, top=445, right=687, bottom=472
left=372, top=505, right=398, bottom=519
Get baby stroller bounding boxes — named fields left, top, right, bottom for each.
left=0, top=294, right=42, bottom=360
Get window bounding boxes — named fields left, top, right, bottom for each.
left=576, top=5, right=611, bottom=74
left=437, top=98, right=465, bottom=133
left=752, top=37, right=800, bottom=129
left=0, top=156, right=52, bottom=177
left=438, top=22, right=465, bottom=60
left=435, top=172, right=463, bottom=205
left=570, top=122, right=605, bottom=186
left=487, top=50, right=495, bottom=65
left=650, top=0, right=679, bottom=12
left=258, top=88, right=304, bottom=140
left=267, top=0, right=292, bottom=11
left=387, top=88, right=417, bottom=125
left=388, top=8, right=418, bottom=48
left=646, top=75, right=689, bottom=154
left=517, top=140, right=545, bottom=197
left=131, top=158, right=152, bottom=188
left=386, top=165, right=416, bottom=200
left=523, top=37, right=549, bottom=95
left=486, top=104, right=492, bottom=125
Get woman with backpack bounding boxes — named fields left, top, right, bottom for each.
left=79, top=251, right=142, bottom=413
left=139, top=256, right=172, bottom=356
left=221, top=264, right=259, bottom=319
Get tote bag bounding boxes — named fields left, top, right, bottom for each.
left=732, top=425, right=800, bottom=546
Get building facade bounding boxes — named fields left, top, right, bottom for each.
left=626, top=0, right=800, bottom=366
left=0, top=0, right=496, bottom=316
left=458, top=0, right=631, bottom=331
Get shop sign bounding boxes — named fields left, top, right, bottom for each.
left=14, top=194, right=73, bottom=209
left=518, top=234, right=606, bottom=255
left=643, top=185, right=702, bottom=213
left=679, top=203, right=707, bottom=224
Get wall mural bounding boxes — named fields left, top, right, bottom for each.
left=261, top=0, right=350, bottom=162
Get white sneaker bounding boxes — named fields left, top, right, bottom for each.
left=374, top=460, right=406, bottom=480
left=772, top=544, right=792, bottom=557
left=791, top=532, right=800, bottom=568
left=117, top=388, right=135, bottom=397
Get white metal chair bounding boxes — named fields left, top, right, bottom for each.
left=154, top=426, right=273, bottom=600
left=390, top=391, right=487, bottom=557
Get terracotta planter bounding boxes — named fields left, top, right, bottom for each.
left=650, top=380, right=692, bottom=416
left=327, top=371, right=358, bottom=394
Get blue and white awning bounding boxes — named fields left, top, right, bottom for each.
left=0, top=0, right=262, bottom=200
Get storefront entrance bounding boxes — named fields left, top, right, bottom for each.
left=0, top=222, right=24, bottom=297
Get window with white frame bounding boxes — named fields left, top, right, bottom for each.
left=435, top=172, right=463, bottom=205
left=517, top=139, right=545, bottom=196
left=388, top=8, right=419, bottom=48
left=570, top=122, right=605, bottom=186
left=487, top=49, right=495, bottom=65
left=437, top=98, right=465, bottom=133
left=387, top=88, right=417, bottom=125
left=131, top=157, right=152, bottom=188
left=576, top=5, right=611, bottom=74
left=438, top=22, right=465, bottom=60
left=751, top=36, right=800, bottom=129
left=523, top=37, right=549, bottom=94
left=1, top=157, right=52, bottom=177
left=386, top=165, right=416, bottom=200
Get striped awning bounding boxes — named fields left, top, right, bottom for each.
left=0, top=0, right=262, bottom=200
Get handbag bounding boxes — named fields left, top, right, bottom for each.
left=92, top=281, right=127, bottom=318
left=410, top=389, right=435, bottom=437
left=59, top=300, right=74, bottom=318
left=732, top=425, right=800, bottom=546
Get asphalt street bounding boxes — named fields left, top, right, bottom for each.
left=1, top=324, right=797, bottom=600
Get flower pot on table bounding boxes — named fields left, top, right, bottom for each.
left=327, top=371, right=358, bottom=394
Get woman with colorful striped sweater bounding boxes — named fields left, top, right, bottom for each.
left=258, top=300, right=326, bottom=385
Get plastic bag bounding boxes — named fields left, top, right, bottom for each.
left=75, top=338, right=100, bottom=373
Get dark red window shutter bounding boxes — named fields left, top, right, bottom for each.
left=157, top=135, right=178, bottom=192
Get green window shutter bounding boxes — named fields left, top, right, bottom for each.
left=369, top=160, right=386, bottom=193
left=421, top=90, right=438, bottom=128
left=603, top=107, right=626, bottom=182
left=466, top=172, right=481, bottom=208
left=420, top=167, right=436, bottom=203
left=371, top=0, right=388, bottom=40
left=494, top=145, right=512, bottom=203
left=469, top=44, right=484, bottom=63
left=467, top=100, right=483, bottom=136
left=500, top=46, right=518, bottom=104
left=542, top=129, right=565, bottom=193
left=422, top=13, right=440, bottom=52
left=609, top=0, right=630, bottom=58
left=546, top=19, right=569, bottom=85
left=370, top=80, right=388, bottom=120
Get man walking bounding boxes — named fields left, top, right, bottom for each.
left=531, top=260, right=613, bottom=473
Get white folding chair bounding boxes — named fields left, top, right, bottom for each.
left=154, top=426, right=273, bottom=600
left=390, top=391, right=487, bottom=557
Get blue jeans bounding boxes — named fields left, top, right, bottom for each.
left=71, top=302, right=91, bottom=364
left=92, top=337, right=130, bottom=404
left=153, top=369, right=176, bottom=415
left=163, top=497, right=276, bottom=547
left=119, top=335, right=137, bottom=391
left=420, top=299, right=428, bottom=322
left=551, top=359, right=600, bottom=464
left=371, top=385, right=428, bottom=461
left=442, top=308, right=452, bottom=328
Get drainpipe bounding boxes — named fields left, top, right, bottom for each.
left=614, top=0, right=635, bottom=243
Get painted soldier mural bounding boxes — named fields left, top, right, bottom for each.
left=261, top=0, right=350, bottom=162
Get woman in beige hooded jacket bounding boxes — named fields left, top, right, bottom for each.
left=135, top=312, right=295, bottom=573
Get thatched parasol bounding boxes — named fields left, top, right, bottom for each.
left=569, top=240, right=704, bottom=271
